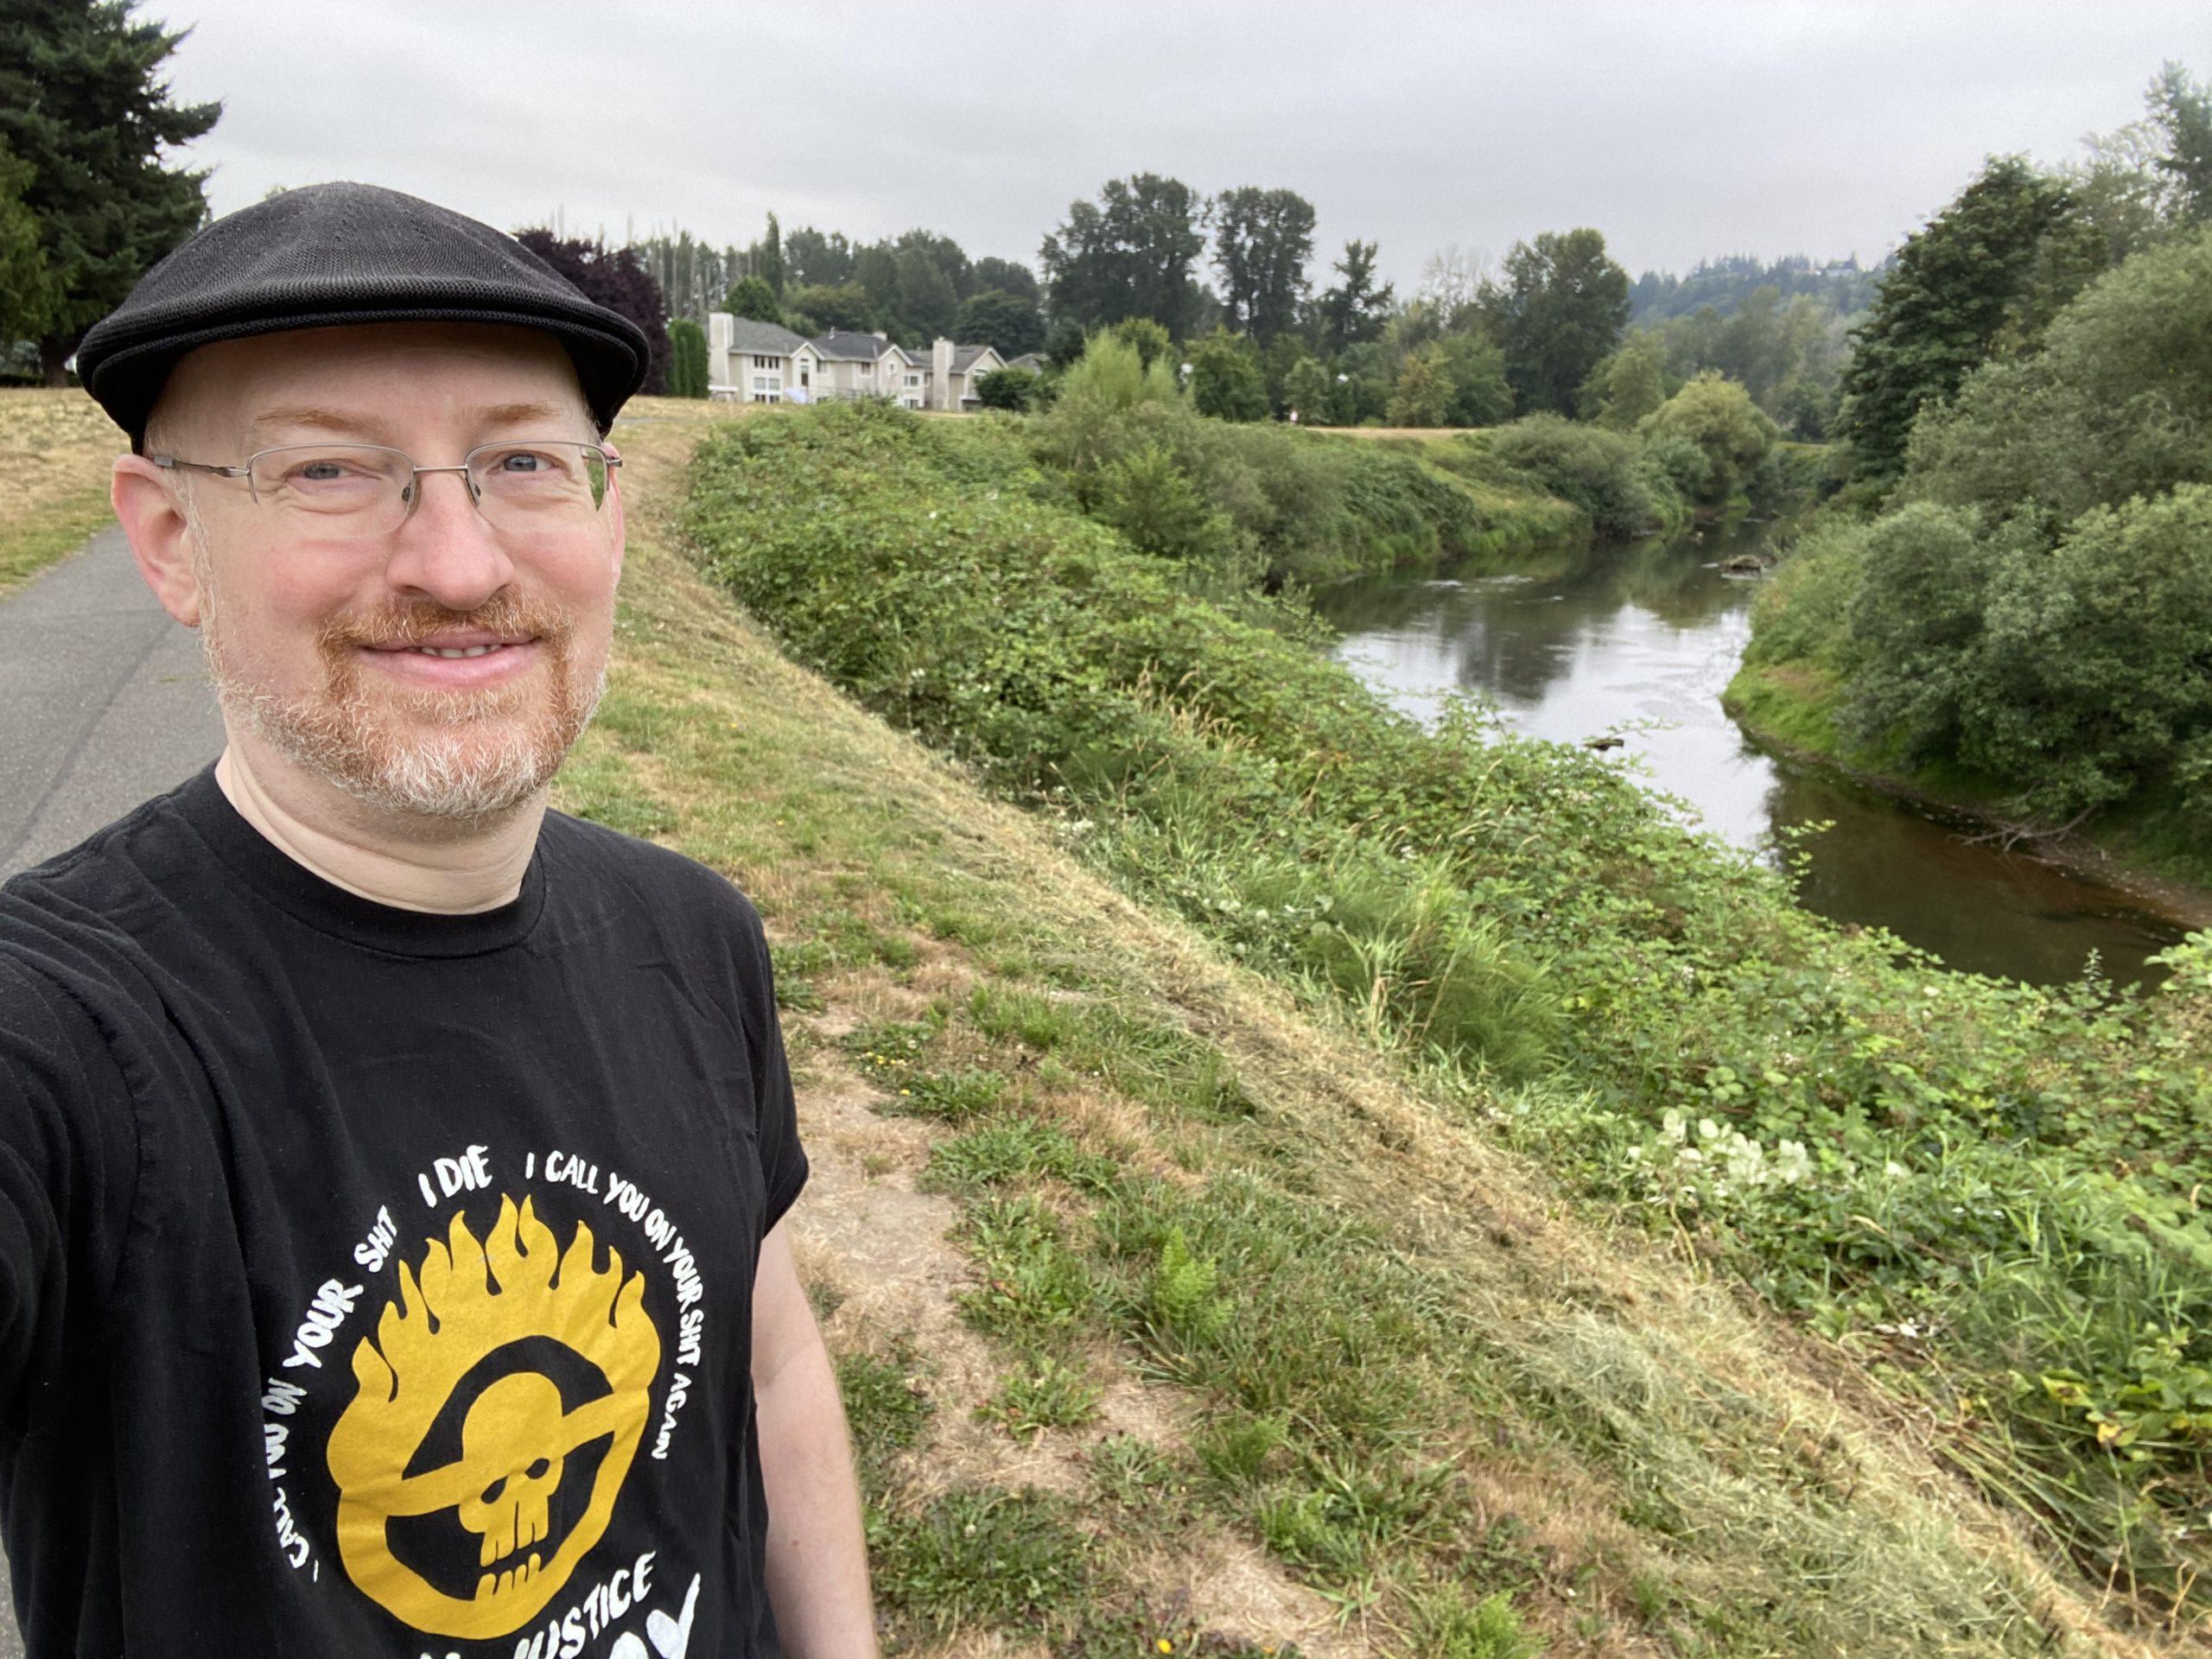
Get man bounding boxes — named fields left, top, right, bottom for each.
left=0, top=182, right=874, bottom=1656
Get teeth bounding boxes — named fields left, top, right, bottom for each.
left=412, top=644, right=501, bottom=658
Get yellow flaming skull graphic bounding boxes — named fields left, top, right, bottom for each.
left=327, top=1195, right=660, bottom=1639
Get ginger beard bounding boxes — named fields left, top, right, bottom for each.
left=186, top=510, right=608, bottom=823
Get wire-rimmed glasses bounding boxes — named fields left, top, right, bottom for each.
left=150, top=441, right=621, bottom=538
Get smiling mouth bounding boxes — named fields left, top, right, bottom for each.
left=394, top=642, right=530, bottom=659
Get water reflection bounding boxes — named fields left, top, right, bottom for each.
left=1312, top=521, right=2191, bottom=988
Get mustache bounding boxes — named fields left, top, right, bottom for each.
left=316, top=594, right=576, bottom=653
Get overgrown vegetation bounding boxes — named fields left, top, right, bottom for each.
left=690, top=397, right=2212, bottom=1628
left=1734, top=220, right=2212, bottom=878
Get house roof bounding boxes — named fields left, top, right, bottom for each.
left=725, top=317, right=806, bottom=355
left=808, top=330, right=894, bottom=362
left=950, top=345, right=996, bottom=373
left=1007, top=353, right=1048, bottom=372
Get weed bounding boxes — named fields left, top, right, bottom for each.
left=925, top=1117, right=1119, bottom=1194
left=867, top=1485, right=1093, bottom=1637
left=978, top=1353, right=1103, bottom=1439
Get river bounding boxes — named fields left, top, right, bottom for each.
left=1309, top=518, right=2196, bottom=988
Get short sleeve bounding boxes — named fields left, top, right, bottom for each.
left=731, top=896, right=808, bottom=1237
left=0, top=952, right=133, bottom=1405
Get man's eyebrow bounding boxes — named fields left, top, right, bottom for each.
left=245, top=400, right=581, bottom=444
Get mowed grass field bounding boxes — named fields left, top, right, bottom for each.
left=559, top=398, right=2181, bottom=1658
left=0, top=388, right=125, bottom=595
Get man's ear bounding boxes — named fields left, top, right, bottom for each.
left=112, top=456, right=206, bottom=627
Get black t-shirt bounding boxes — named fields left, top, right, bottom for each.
left=0, top=766, right=808, bottom=1658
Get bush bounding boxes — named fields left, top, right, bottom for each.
left=1483, top=413, right=1682, bottom=537
left=1637, top=370, right=1777, bottom=503
left=973, top=367, right=1039, bottom=412
left=1186, top=330, right=1268, bottom=422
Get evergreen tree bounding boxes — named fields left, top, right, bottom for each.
left=664, top=316, right=708, bottom=397
left=751, top=211, right=785, bottom=296
left=1834, top=156, right=2078, bottom=489
left=1317, top=238, right=1393, bottom=353
left=0, top=0, right=222, bottom=382
left=0, top=135, right=54, bottom=348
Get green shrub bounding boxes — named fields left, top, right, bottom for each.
left=1637, top=370, right=1777, bottom=502
left=973, top=366, right=1039, bottom=411
left=1483, top=413, right=1681, bottom=537
left=664, top=317, right=709, bottom=398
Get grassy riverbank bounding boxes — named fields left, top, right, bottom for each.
left=0, top=389, right=127, bottom=594
left=683, top=398, right=2209, bottom=1647
left=10, top=391, right=2199, bottom=1651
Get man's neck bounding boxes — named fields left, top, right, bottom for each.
left=213, top=745, right=545, bottom=914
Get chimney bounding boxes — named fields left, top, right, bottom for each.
left=932, top=336, right=955, bottom=411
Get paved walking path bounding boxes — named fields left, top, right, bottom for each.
left=0, top=524, right=226, bottom=881
left=0, top=527, right=221, bottom=1655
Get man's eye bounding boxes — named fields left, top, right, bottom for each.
left=297, top=461, right=351, bottom=481
left=498, top=451, right=556, bottom=474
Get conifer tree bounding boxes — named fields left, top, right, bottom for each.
left=0, top=0, right=221, bottom=381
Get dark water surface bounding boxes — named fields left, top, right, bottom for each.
left=1310, top=519, right=2195, bottom=988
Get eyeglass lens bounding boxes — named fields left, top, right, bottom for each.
left=244, top=443, right=612, bottom=535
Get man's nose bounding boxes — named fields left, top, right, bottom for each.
left=379, top=467, right=515, bottom=609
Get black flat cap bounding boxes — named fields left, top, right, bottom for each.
left=76, top=181, right=652, bottom=450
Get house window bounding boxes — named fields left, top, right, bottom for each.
left=752, top=374, right=781, bottom=393
left=905, top=372, right=921, bottom=388
left=753, top=354, right=779, bottom=369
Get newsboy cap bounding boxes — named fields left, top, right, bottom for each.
left=76, top=181, right=653, bottom=450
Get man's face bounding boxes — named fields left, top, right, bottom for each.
left=148, top=321, right=623, bottom=823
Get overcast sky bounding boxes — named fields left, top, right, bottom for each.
left=159, top=1, right=2206, bottom=293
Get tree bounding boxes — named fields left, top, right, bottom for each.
left=1039, top=173, right=1207, bottom=338
left=1580, top=331, right=1669, bottom=429
left=1387, top=345, right=1452, bottom=428
left=1317, top=238, right=1393, bottom=354
left=0, top=137, right=55, bottom=348
left=954, top=288, right=1043, bottom=356
left=1834, top=156, right=2079, bottom=489
left=1484, top=228, right=1630, bottom=416
left=0, top=0, right=223, bottom=382
left=784, top=226, right=853, bottom=288
left=1283, top=355, right=1333, bottom=424
left=971, top=256, right=1038, bottom=303
left=1104, top=316, right=1173, bottom=370
left=1436, top=331, right=1512, bottom=426
left=515, top=230, right=671, bottom=394
left=1211, top=186, right=1315, bottom=344
left=1637, top=371, right=1776, bottom=501
left=2149, top=60, right=2212, bottom=224
left=748, top=212, right=785, bottom=296
left=783, top=282, right=872, bottom=335
left=1186, top=330, right=1267, bottom=421
left=664, top=317, right=709, bottom=397
left=722, top=275, right=782, bottom=325
left=892, top=242, right=957, bottom=339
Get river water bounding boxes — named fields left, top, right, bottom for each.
left=1309, top=518, right=2196, bottom=988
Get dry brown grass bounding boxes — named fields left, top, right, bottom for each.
left=0, top=388, right=125, bottom=594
